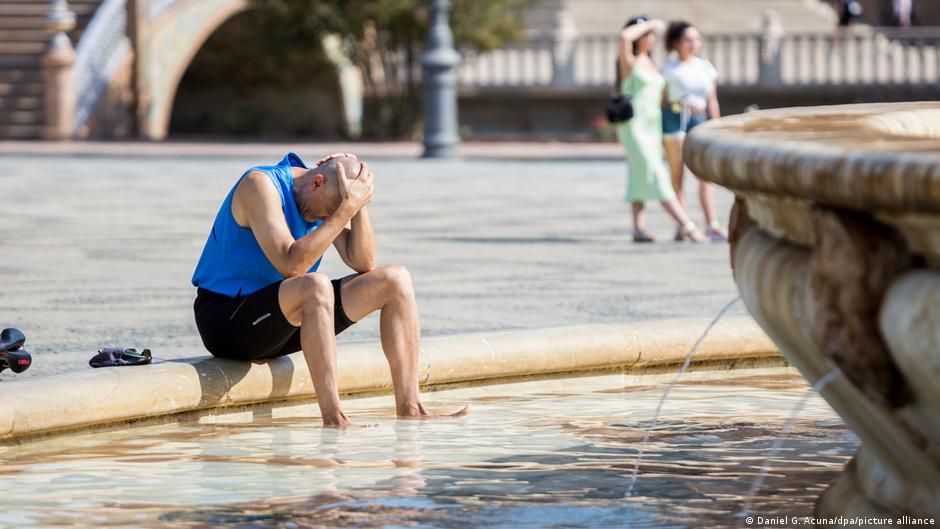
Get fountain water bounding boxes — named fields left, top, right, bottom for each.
left=737, top=367, right=843, bottom=524
left=625, top=296, right=741, bottom=497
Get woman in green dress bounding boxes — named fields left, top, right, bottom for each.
left=616, top=16, right=706, bottom=243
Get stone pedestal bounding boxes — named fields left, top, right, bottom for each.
left=686, top=102, right=940, bottom=523
left=42, top=36, right=76, bottom=141
left=42, top=0, right=77, bottom=140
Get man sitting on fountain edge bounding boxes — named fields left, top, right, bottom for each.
left=191, top=152, right=469, bottom=428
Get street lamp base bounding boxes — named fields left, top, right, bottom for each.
left=422, top=143, right=458, bottom=158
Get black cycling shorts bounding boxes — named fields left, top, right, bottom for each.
left=193, top=278, right=356, bottom=361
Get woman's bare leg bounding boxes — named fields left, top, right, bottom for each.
left=698, top=178, right=718, bottom=226
left=661, top=199, right=707, bottom=243
left=632, top=202, right=646, bottom=232
left=663, top=135, right=686, bottom=216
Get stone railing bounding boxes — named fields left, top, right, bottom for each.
left=72, top=0, right=131, bottom=134
left=453, top=23, right=940, bottom=89
left=685, top=102, right=940, bottom=520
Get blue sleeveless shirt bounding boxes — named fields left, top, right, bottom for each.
left=192, top=153, right=323, bottom=297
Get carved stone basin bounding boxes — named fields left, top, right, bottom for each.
left=685, top=102, right=940, bottom=521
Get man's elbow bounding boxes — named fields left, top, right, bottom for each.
left=354, top=260, right=376, bottom=274
left=280, top=256, right=309, bottom=278
left=280, top=244, right=310, bottom=278
left=352, top=255, right=376, bottom=274
left=281, top=266, right=307, bottom=279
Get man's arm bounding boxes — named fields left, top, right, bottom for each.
left=234, top=171, right=362, bottom=278
left=333, top=206, right=376, bottom=273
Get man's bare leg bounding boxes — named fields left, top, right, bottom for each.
left=278, top=272, right=350, bottom=428
left=339, top=265, right=469, bottom=419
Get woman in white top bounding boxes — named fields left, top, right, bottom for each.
left=661, top=21, right=728, bottom=242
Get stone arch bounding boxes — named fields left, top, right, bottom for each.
left=144, top=0, right=249, bottom=139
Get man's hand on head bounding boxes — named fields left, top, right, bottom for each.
left=336, top=161, right=374, bottom=216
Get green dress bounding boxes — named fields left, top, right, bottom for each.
left=617, top=67, right=677, bottom=203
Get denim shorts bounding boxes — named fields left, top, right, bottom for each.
left=663, top=106, right=706, bottom=136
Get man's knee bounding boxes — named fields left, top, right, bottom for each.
left=300, top=272, right=333, bottom=309
left=379, top=265, right=414, bottom=298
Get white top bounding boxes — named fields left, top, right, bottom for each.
left=661, top=56, right=718, bottom=111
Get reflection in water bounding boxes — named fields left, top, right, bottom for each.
left=0, top=368, right=857, bottom=528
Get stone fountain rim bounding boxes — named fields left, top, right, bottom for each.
left=0, top=318, right=777, bottom=446
left=685, top=102, right=940, bottom=214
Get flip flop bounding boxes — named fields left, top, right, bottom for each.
left=89, top=347, right=152, bottom=368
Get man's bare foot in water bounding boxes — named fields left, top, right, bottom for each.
left=397, top=402, right=471, bottom=419
left=322, top=410, right=353, bottom=429
left=320, top=404, right=467, bottom=428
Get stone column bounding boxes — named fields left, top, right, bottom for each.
left=41, top=0, right=77, bottom=140
left=127, top=0, right=151, bottom=138
left=322, top=34, right=364, bottom=139
left=551, top=9, right=578, bottom=87
left=421, top=0, right=461, bottom=158
left=758, top=10, right=784, bottom=87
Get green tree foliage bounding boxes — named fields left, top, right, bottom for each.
left=257, top=0, right=532, bottom=56
left=253, top=0, right=532, bottom=138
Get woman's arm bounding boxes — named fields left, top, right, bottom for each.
left=707, top=82, right=721, bottom=120
left=616, top=29, right=637, bottom=87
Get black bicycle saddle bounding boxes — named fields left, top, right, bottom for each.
left=0, top=328, right=25, bottom=352
left=0, top=328, right=32, bottom=374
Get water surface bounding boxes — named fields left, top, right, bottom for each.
left=0, top=367, right=856, bottom=528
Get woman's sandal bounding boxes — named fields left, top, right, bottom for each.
left=679, top=221, right=708, bottom=243
left=706, top=221, right=729, bottom=242
left=633, top=229, right=656, bottom=243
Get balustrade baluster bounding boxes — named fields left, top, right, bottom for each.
left=918, top=39, right=927, bottom=84
left=728, top=35, right=746, bottom=84
left=902, top=38, right=911, bottom=85
left=855, top=34, right=866, bottom=83
left=933, top=40, right=940, bottom=83
left=507, top=48, right=516, bottom=86
left=805, top=35, right=815, bottom=85
left=780, top=36, right=789, bottom=83
left=828, top=33, right=837, bottom=84
left=580, top=36, right=589, bottom=87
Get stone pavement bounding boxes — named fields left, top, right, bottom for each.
left=0, top=144, right=744, bottom=380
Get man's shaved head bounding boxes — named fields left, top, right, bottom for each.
left=297, top=156, right=363, bottom=218
left=311, top=157, right=362, bottom=199
left=315, top=157, right=362, bottom=183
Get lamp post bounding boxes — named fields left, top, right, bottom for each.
left=421, top=0, right=461, bottom=158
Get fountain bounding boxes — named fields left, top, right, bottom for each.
left=685, top=101, right=940, bottom=520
